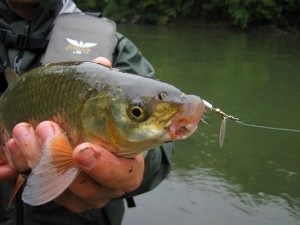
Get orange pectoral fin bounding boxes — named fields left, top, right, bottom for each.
left=50, top=133, right=77, bottom=172
left=22, top=134, right=80, bottom=206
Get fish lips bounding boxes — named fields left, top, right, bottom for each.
left=164, top=95, right=205, bottom=141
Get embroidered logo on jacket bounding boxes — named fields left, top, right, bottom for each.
left=65, top=38, right=97, bottom=54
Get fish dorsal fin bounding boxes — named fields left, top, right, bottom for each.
left=4, top=68, right=19, bottom=86
left=22, top=134, right=80, bottom=206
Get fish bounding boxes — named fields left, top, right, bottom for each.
left=0, top=61, right=205, bottom=206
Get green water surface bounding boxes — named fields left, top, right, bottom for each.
left=118, top=25, right=300, bottom=225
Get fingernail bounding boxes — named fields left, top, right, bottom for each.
left=76, top=147, right=99, bottom=168
left=37, top=123, right=56, bottom=141
left=13, top=124, right=32, bottom=143
left=8, top=141, right=20, bottom=157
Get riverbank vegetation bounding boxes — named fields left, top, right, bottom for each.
left=74, top=0, right=300, bottom=32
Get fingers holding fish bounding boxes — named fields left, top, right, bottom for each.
left=3, top=121, right=62, bottom=175
left=0, top=123, right=34, bottom=181
left=50, top=142, right=143, bottom=213
left=0, top=122, right=41, bottom=181
left=35, top=121, right=63, bottom=145
left=5, top=123, right=40, bottom=171
left=92, top=57, right=112, bottom=68
left=5, top=138, right=28, bottom=172
left=17, top=122, right=144, bottom=208
left=73, top=143, right=144, bottom=193
left=59, top=143, right=145, bottom=212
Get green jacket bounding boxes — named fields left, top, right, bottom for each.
left=0, top=1, right=173, bottom=225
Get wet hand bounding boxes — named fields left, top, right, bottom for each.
left=2, top=121, right=144, bottom=212
left=0, top=123, right=42, bottom=181
left=92, top=56, right=112, bottom=68
left=44, top=122, right=144, bottom=212
left=57, top=142, right=144, bottom=212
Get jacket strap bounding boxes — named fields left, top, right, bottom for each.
left=0, top=29, right=48, bottom=51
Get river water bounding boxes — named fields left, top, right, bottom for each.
left=118, top=25, right=300, bottom=225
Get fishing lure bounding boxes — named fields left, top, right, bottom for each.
left=203, top=100, right=239, bottom=147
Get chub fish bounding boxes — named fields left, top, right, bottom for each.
left=0, top=61, right=204, bottom=205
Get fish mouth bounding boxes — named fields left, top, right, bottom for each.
left=164, top=95, right=205, bottom=140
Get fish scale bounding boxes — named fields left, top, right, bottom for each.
left=1, top=66, right=95, bottom=134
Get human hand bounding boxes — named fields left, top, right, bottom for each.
left=92, top=56, right=112, bottom=68
left=58, top=141, right=144, bottom=212
left=2, top=121, right=144, bottom=212
left=0, top=122, right=42, bottom=181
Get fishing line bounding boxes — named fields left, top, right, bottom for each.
left=235, top=121, right=300, bottom=133
left=203, top=99, right=300, bottom=147
left=203, top=99, right=300, bottom=133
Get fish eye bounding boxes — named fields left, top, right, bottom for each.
left=132, top=106, right=142, bottom=117
left=128, top=103, right=147, bottom=122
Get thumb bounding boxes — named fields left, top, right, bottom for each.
left=73, top=143, right=144, bottom=192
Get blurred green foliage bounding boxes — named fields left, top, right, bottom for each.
left=74, top=0, right=300, bottom=30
